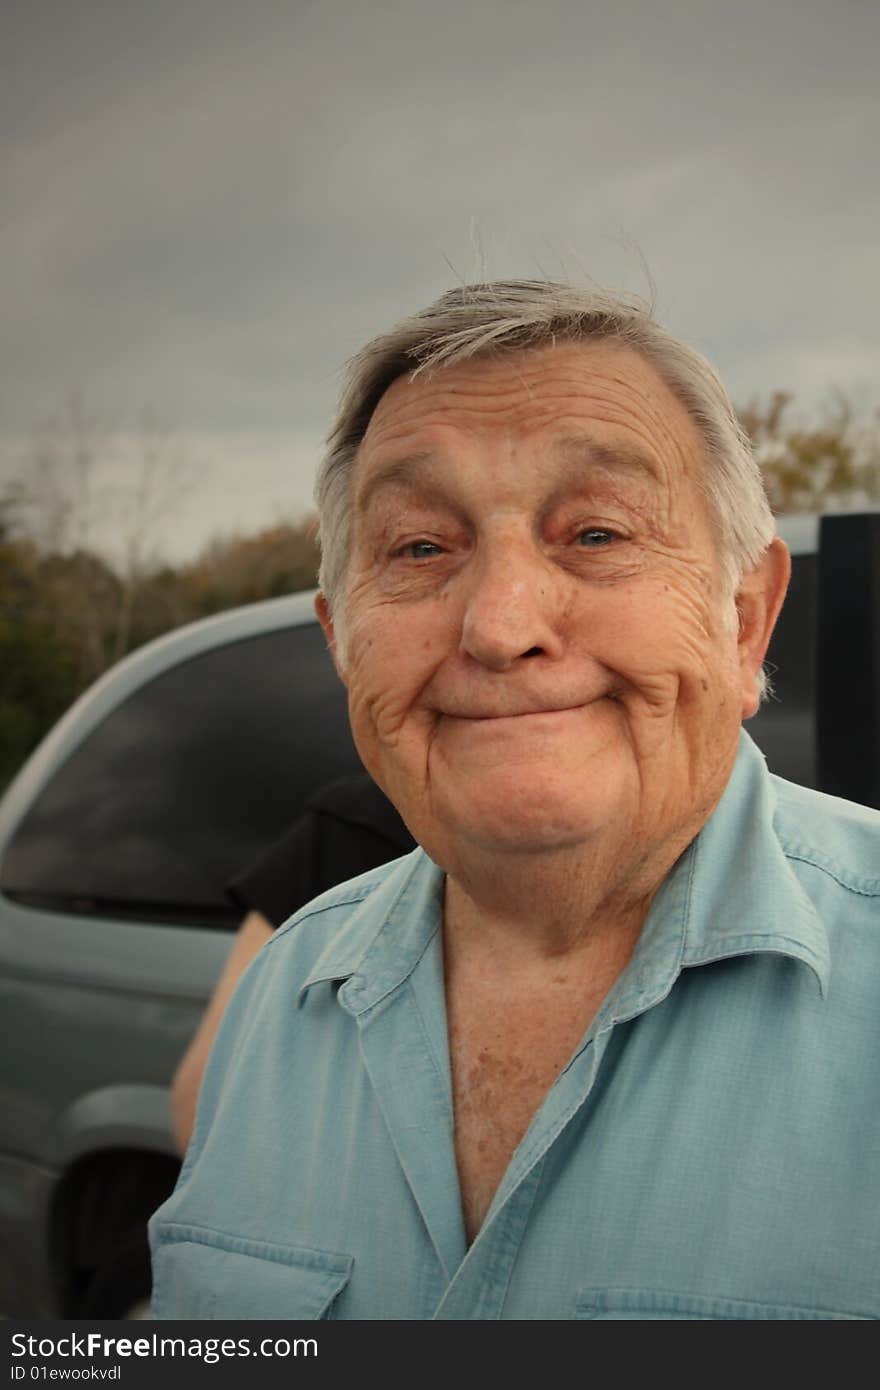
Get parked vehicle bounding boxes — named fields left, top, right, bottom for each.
left=0, top=514, right=877, bottom=1317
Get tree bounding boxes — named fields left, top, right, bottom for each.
left=179, top=520, right=320, bottom=617
left=24, top=392, right=101, bottom=555
left=739, top=391, right=880, bottom=514
left=108, top=413, right=197, bottom=660
left=15, top=397, right=197, bottom=671
left=0, top=521, right=76, bottom=788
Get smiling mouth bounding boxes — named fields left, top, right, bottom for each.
left=434, top=687, right=621, bottom=724
left=443, top=701, right=598, bottom=723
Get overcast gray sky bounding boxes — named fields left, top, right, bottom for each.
left=3, top=0, right=878, bottom=564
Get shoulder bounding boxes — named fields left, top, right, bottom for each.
left=192, top=848, right=433, bottom=1096
left=771, top=775, right=880, bottom=900
left=253, top=848, right=435, bottom=994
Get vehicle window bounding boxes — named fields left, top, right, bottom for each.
left=814, top=512, right=879, bottom=809
left=0, top=623, right=361, bottom=926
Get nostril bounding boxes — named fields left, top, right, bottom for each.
left=523, top=646, right=543, bottom=659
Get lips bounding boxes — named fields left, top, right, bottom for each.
left=427, top=671, right=620, bottom=722
left=457, top=706, right=581, bottom=721
left=435, top=696, right=604, bottom=720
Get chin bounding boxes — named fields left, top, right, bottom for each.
left=435, top=784, right=617, bottom=860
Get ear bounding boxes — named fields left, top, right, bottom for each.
left=735, top=538, right=791, bottom=718
left=315, top=591, right=348, bottom=684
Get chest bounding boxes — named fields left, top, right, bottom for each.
left=447, top=989, right=602, bottom=1243
left=155, top=938, right=878, bottom=1319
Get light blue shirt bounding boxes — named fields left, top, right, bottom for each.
left=150, top=732, right=880, bottom=1320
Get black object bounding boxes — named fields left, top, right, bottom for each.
left=816, top=513, right=880, bottom=809
left=227, top=772, right=415, bottom=927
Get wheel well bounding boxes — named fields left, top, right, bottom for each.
left=50, top=1147, right=181, bottom=1315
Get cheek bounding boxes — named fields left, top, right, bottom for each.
left=343, top=611, right=447, bottom=751
left=345, top=655, right=410, bottom=752
left=595, top=582, right=733, bottom=702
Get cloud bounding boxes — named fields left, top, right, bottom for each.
left=2, top=0, right=878, bottom=558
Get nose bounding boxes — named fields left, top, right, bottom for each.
left=459, top=533, right=566, bottom=671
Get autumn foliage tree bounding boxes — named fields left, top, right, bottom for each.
left=740, top=391, right=880, bottom=515
left=0, top=497, right=76, bottom=784
left=177, top=521, right=320, bottom=617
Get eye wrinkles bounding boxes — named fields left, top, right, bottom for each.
left=395, top=527, right=622, bottom=563
left=356, top=438, right=662, bottom=562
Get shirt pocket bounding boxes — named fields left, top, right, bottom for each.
left=575, top=1288, right=868, bottom=1320
left=151, top=1222, right=353, bottom=1320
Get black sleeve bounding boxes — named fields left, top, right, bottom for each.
left=226, top=814, right=323, bottom=927
left=226, top=774, right=416, bottom=929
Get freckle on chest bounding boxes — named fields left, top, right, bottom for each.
left=466, top=1046, right=526, bottom=1096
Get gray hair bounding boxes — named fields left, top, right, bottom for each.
left=315, top=279, right=775, bottom=680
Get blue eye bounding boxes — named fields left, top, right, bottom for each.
left=577, top=528, right=615, bottom=547
left=403, top=540, right=443, bottom=559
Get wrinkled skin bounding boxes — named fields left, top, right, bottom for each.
left=317, top=342, right=789, bottom=931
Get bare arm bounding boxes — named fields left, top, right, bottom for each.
left=170, top=909, right=274, bottom=1154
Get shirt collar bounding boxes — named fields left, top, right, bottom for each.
left=605, top=730, right=830, bottom=1027
left=298, top=850, right=444, bottom=1010
left=299, top=730, right=830, bottom=1014
left=682, top=730, right=830, bottom=988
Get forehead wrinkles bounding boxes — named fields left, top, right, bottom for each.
left=359, top=345, right=705, bottom=484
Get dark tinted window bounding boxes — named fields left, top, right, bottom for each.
left=748, top=551, right=817, bottom=787
left=815, top=513, right=880, bottom=809
left=1, top=623, right=362, bottom=926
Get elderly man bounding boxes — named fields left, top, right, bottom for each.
left=150, top=281, right=879, bottom=1320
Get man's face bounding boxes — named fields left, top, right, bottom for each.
left=319, top=342, right=782, bottom=878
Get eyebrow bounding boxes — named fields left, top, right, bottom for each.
left=554, top=434, right=661, bottom=483
left=355, top=434, right=661, bottom=515
left=355, top=453, right=444, bottom=515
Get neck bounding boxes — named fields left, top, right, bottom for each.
left=431, top=758, right=732, bottom=963
left=442, top=823, right=692, bottom=964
